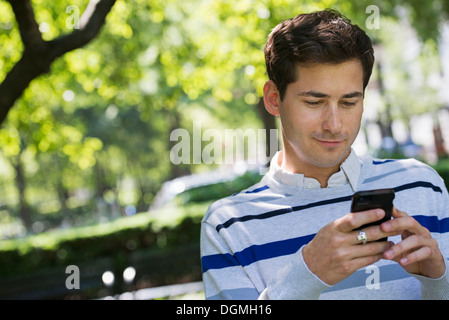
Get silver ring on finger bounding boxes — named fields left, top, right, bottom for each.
left=357, top=230, right=367, bottom=245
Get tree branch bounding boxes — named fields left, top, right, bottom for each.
left=7, top=0, right=44, bottom=51
left=48, top=0, right=116, bottom=59
left=0, top=0, right=117, bottom=125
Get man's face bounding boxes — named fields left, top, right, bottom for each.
left=266, top=59, right=364, bottom=175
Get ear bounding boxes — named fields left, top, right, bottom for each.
left=263, top=80, right=281, bottom=117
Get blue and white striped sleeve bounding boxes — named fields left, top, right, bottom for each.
left=201, top=221, right=260, bottom=299
left=200, top=220, right=330, bottom=300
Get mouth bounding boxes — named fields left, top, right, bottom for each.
left=315, top=139, right=344, bottom=148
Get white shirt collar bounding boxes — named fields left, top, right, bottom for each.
left=268, top=149, right=360, bottom=191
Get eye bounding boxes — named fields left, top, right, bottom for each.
left=305, top=100, right=322, bottom=107
left=341, top=101, right=357, bottom=108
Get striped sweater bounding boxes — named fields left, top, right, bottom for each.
left=200, top=151, right=449, bottom=299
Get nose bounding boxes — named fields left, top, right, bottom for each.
left=322, top=103, right=342, bottom=134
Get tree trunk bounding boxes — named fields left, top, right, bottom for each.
left=13, top=152, right=32, bottom=232
left=168, top=111, right=191, bottom=179
left=433, top=119, right=448, bottom=159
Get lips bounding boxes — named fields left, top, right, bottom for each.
left=315, top=139, right=344, bottom=148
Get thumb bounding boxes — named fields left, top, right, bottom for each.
left=392, top=206, right=408, bottom=219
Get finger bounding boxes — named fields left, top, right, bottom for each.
left=347, top=253, right=384, bottom=272
left=381, top=214, right=429, bottom=236
left=356, top=240, right=394, bottom=257
left=392, top=206, right=408, bottom=218
left=338, top=209, right=385, bottom=233
left=383, top=234, right=433, bottom=260
left=350, top=225, right=396, bottom=245
left=398, top=247, right=432, bottom=266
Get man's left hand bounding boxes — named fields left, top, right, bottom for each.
left=381, top=207, right=446, bottom=279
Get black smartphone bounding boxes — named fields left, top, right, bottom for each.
left=351, top=188, right=395, bottom=241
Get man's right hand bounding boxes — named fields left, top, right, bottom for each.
left=302, top=209, right=395, bottom=285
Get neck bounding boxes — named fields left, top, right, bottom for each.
left=279, top=147, right=348, bottom=188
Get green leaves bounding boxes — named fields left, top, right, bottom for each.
left=1, top=0, right=447, bottom=234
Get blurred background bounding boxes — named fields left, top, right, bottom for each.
left=0, top=0, right=448, bottom=299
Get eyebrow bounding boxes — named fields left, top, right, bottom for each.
left=298, top=91, right=363, bottom=99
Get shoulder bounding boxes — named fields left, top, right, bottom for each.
left=365, top=155, right=431, bottom=170
left=360, top=155, right=444, bottom=185
left=202, top=180, right=284, bottom=226
left=358, top=155, right=449, bottom=218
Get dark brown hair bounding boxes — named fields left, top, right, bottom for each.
left=264, top=9, right=375, bottom=100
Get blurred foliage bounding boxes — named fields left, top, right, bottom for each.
left=175, top=170, right=262, bottom=205
left=0, top=201, right=209, bottom=277
left=0, top=0, right=448, bottom=237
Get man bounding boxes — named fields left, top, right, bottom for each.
left=200, top=9, right=449, bottom=299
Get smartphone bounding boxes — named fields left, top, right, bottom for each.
left=351, top=188, right=395, bottom=242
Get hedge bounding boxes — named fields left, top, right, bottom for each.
left=0, top=202, right=210, bottom=278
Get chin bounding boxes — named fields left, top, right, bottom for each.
left=312, top=150, right=350, bottom=168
